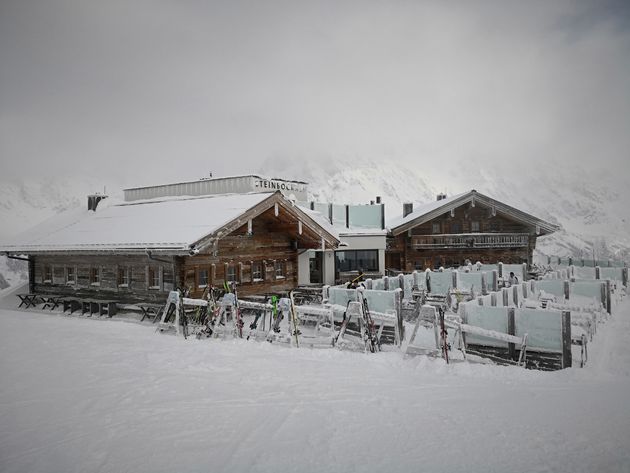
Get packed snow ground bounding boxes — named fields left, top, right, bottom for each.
left=1, top=293, right=630, bottom=472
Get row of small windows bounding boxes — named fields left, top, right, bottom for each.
left=187, top=260, right=289, bottom=291
left=432, top=221, right=498, bottom=234
left=40, top=265, right=165, bottom=290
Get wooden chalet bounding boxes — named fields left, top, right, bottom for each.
left=0, top=191, right=339, bottom=303
left=386, top=190, right=559, bottom=271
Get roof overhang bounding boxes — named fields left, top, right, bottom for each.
left=390, top=190, right=560, bottom=237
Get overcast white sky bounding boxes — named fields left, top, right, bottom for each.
left=1, top=0, right=629, bottom=184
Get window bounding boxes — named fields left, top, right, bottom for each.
left=335, top=250, right=379, bottom=273
left=471, top=221, right=480, bottom=233
left=198, top=269, right=209, bottom=287
left=490, top=221, right=500, bottom=232
left=66, top=266, right=76, bottom=285
left=450, top=222, right=461, bottom=233
left=275, top=260, right=285, bottom=279
left=226, top=265, right=237, bottom=283
left=43, top=265, right=52, bottom=283
left=148, top=266, right=160, bottom=289
left=90, top=267, right=100, bottom=286
left=117, top=267, right=129, bottom=287
left=432, top=222, right=441, bottom=234
left=252, top=261, right=263, bottom=281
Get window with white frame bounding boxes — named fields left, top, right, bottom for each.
left=471, top=221, right=480, bottom=232
left=226, top=264, right=237, bottom=283
left=117, top=267, right=129, bottom=287
left=90, top=267, right=100, bottom=286
left=198, top=268, right=209, bottom=287
left=275, top=260, right=285, bottom=279
left=252, top=261, right=263, bottom=281
left=432, top=222, right=441, bottom=234
left=43, top=265, right=52, bottom=283
left=66, top=266, right=76, bottom=285
left=148, top=266, right=160, bottom=289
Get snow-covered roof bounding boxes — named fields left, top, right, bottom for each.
left=388, top=190, right=560, bottom=236
left=1, top=191, right=339, bottom=254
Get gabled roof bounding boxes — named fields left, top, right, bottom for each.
left=388, top=189, right=560, bottom=237
left=0, top=191, right=339, bottom=255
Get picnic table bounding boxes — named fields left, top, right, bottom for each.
left=17, top=293, right=41, bottom=309
left=63, top=298, right=82, bottom=314
left=139, top=303, right=164, bottom=323
left=41, top=295, right=65, bottom=311
left=81, top=299, right=118, bottom=317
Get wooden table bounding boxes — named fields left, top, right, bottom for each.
left=41, top=295, right=65, bottom=310
left=139, top=303, right=164, bottom=323
left=81, top=299, right=118, bottom=317
left=63, top=298, right=81, bottom=314
left=17, top=293, right=41, bottom=309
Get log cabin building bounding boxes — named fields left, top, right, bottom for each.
left=386, top=190, right=559, bottom=272
left=0, top=190, right=339, bottom=303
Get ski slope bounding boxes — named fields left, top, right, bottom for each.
left=0, top=296, right=629, bottom=472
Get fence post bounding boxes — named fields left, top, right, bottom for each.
left=563, top=280, right=570, bottom=301
left=383, top=276, right=389, bottom=291
left=512, top=285, right=519, bottom=307
left=507, top=307, right=516, bottom=360
left=478, top=297, right=483, bottom=306
left=322, top=285, right=330, bottom=302
left=623, top=268, right=628, bottom=287
left=568, top=257, right=573, bottom=266
left=426, top=271, right=432, bottom=294
left=595, top=266, right=601, bottom=280
left=398, top=273, right=405, bottom=293
left=394, top=288, right=404, bottom=345
left=492, top=270, right=499, bottom=292
left=412, top=270, right=419, bottom=290
left=365, top=279, right=373, bottom=290
left=605, top=280, right=612, bottom=314
left=522, top=263, right=528, bottom=281
left=562, top=311, right=572, bottom=369
left=522, top=282, right=528, bottom=299
left=491, top=293, right=497, bottom=306
left=452, top=270, right=458, bottom=290
left=502, top=288, right=510, bottom=306
left=498, top=262, right=504, bottom=278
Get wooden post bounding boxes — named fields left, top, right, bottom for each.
left=491, top=293, right=497, bottom=306
left=492, top=270, right=499, bottom=292
left=498, top=262, right=504, bottom=278
left=383, top=276, right=389, bottom=291
left=365, top=279, right=373, bottom=290
left=561, top=311, right=572, bottom=369
left=452, top=270, right=458, bottom=290
left=398, top=273, right=405, bottom=293
left=522, top=263, right=528, bottom=281
left=564, top=280, right=570, bottom=301
left=394, top=288, right=404, bottom=346
left=481, top=272, right=487, bottom=295
left=426, top=271, right=432, bottom=294
left=478, top=297, right=483, bottom=306
left=605, top=280, right=612, bottom=314
left=507, top=307, right=516, bottom=360
left=622, top=268, right=628, bottom=287
left=568, top=257, right=573, bottom=266
left=522, top=282, right=528, bottom=299
left=595, top=266, right=601, bottom=280
left=502, top=288, right=510, bottom=306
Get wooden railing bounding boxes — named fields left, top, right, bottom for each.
left=411, top=233, right=529, bottom=249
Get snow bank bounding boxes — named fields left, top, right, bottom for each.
left=1, top=300, right=630, bottom=472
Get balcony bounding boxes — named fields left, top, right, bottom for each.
left=411, top=233, right=530, bottom=249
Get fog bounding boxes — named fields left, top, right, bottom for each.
left=1, top=0, right=629, bottom=185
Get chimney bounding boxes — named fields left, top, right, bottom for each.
left=376, top=196, right=381, bottom=204
left=88, top=194, right=108, bottom=211
left=403, top=202, right=413, bottom=218
left=437, top=193, right=447, bottom=201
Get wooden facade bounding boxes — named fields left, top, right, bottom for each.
left=387, top=191, right=558, bottom=272
left=18, top=192, right=339, bottom=304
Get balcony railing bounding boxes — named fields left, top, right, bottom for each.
left=411, top=233, right=530, bottom=249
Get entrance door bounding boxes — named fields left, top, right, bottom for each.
left=309, top=252, right=323, bottom=284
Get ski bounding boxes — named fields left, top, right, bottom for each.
left=289, top=290, right=300, bottom=348
left=360, top=292, right=380, bottom=353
